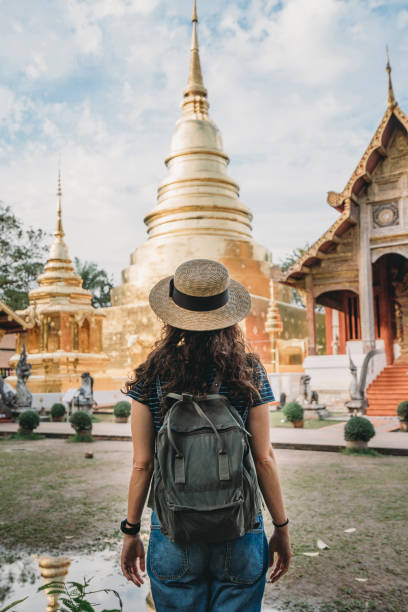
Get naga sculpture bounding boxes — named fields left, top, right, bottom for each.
left=0, top=377, right=16, bottom=418
left=0, top=345, right=33, bottom=418
left=15, top=344, right=33, bottom=414
left=345, top=350, right=379, bottom=416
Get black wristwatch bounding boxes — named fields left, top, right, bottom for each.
left=120, top=518, right=141, bottom=536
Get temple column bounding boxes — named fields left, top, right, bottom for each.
left=325, top=308, right=333, bottom=355
left=394, top=297, right=408, bottom=362
left=359, top=205, right=375, bottom=352
left=305, top=275, right=317, bottom=356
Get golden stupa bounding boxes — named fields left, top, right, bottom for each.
left=103, top=1, right=282, bottom=376
left=8, top=173, right=113, bottom=393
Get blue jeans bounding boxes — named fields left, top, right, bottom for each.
left=147, top=510, right=269, bottom=612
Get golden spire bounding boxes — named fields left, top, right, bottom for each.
left=183, top=0, right=208, bottom=116
left=386, top=46, right=396, bottom=109
left=55, top=167, right=65, bottom=240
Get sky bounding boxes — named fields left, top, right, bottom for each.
left=1, top=0, right=408, bottom=283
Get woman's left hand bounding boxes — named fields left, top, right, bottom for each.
left=268, top=529, right=291, bottom=583
left=121, top=534, right=145, bottom=587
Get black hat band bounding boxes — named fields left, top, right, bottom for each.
left=169, top=278, right=229, bottom=312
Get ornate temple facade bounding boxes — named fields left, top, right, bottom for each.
left=8, top=176, right=112, bottom=395
left=103, top=3, right=318, bottom=378
left=283, top=58, right=408, bottom=415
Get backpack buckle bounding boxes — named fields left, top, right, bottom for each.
left=182, top=393, right=193, bottom=403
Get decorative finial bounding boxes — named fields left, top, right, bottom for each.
left=386, top=45, right=396, bottom=109
left=183, top=0, right=208, bottom=115
left=55, top=167, right=64, bottom=239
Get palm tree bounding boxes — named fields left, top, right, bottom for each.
left=74, top=258, right=114, bottom=308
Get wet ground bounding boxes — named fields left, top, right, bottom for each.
left=0, top=548, right=148, bottom=611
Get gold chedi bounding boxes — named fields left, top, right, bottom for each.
left=38, top=555, right=71, bottom=612
left=8, top=173, right=112, bottom=393
left=104, top=1, right=279, bottom=374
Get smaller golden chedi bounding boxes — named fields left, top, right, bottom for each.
left=8, top=172, right=112, bottom=393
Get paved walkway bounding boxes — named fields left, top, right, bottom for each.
left=1, top=416, right=407, bottom=454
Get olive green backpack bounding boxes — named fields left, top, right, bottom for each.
left=148, top=375, right=262, bottom=544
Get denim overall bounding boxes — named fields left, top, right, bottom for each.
left=147, top=510, right=269, bottom=612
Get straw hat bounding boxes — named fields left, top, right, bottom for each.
left=149, top=259, right=251, bottom=331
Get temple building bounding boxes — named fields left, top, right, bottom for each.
left=283, top=56, right=408, bottom=415
left=0, top=302, right=30, bottom=379
left=7, top=174, right=113, bottom=401
left=103, top=2, right=321, bottom=378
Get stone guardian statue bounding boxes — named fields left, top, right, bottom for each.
left=15, top=344, right=33, bottom=415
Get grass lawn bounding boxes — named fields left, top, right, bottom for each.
left=0, top=439, right=406, bottom=611
left=270, top=410, right=345, bottom=429
left=92, top=412, right=116, bottom=423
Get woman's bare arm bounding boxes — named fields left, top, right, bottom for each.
left=248, top=402, right=291, bottom=582
left=121, top=399, right=154, bottom=587
left=126, top=399, right=155, bottom=523
left=248, top=402, right=287, bottom=524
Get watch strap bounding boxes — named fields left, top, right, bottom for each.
left=120, top=518, right=141, bottom=535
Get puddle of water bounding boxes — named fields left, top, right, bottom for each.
left=0, top=547, right=148, bottom=612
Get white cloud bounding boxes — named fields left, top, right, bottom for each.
left=0, top=0, right=407, bottom=282
left=0, top=87, right=15, bottom=121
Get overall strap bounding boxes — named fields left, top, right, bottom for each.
left=155, top=376, right=163, bottom=404
left=209, top=371, right=223, bottom=394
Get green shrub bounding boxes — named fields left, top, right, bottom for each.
left=69, top=410, right=92, bottom=432
left=18, top=410, right=40, bottom=432
left=283, top=401, right=304, bottom=423
left=50, top=403, right=66, bottom=418
left=344, top=416, right=375, bottom=442
left=113, top=401, right=131, bottom=418
left=397, top=401, right=408, bottom=421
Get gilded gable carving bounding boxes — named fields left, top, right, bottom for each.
left=373, top=127, right=408, bottom=180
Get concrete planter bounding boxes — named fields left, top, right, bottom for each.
left=292, top=419, right=304, bottom=428
left=77, top=429, right=92, bottom=437
left=399, top=419, right=408, bottom=432
left=51, top=416, right=64, bottom=422
left=345, top=439, right=368, bottom=450
left=18, top=427, right=34, bottom=436
left=115, top=417, right=129, bottom=424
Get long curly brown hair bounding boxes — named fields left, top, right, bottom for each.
left=125, top=324, right=262, bottom=410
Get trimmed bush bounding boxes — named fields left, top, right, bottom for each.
left=69, top=411, right=92, bottom=433
left=344, top=416, right=375, bottom=442
left=18, top=410, right=40, bottom=432
left=50, top=403, right=66, bottom=419
left=397, top=401, right=408, bottom=421
left=113, top=401, right=131, bottom=419
left=283, top=402, right=304, bottom=423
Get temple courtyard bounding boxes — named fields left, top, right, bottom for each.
left=0, top=437, right=406, bottom=612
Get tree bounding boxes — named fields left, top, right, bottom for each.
left=74, top=258, right=114, bottom=308
left=279, top=243, right=325, bottom=312
left=0, top=202, right=50, bottom=311
left=279, top=242, right=312, bottom=272
left=279, top=242, right=312, bottom=308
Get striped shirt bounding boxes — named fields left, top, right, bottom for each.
left=127, top=364, right=274, bottom=435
